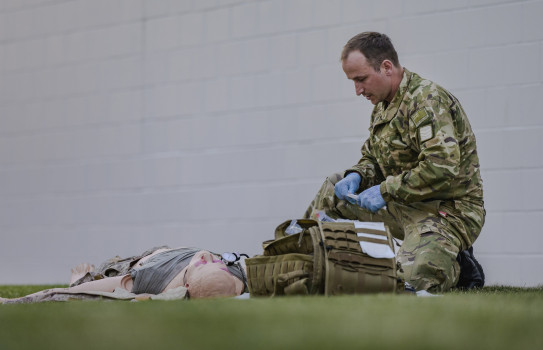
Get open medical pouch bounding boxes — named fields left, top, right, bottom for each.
left=245, top=219, right=401, bottom=296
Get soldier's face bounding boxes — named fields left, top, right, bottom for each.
left=342, top=50, right=392, bottom=105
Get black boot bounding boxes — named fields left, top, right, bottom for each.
left=455, top=246, right=485, bottom=290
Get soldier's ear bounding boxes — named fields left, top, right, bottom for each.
left=380, top=60, right=393, bottom=75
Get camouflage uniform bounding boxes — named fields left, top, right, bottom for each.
left=304, top=69, right=485, bottom=293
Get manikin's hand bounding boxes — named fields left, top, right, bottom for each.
left=334, top=173, right=361, bottom=203
left=357, top=185, right=386, bottom=213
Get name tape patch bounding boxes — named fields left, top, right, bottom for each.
left=419, top=124, right=433, bottom=142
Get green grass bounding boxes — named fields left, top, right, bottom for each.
left=1, top=285, right=542, bottom=350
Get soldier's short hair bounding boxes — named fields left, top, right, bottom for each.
left=341, top=32, right=400, bottom=71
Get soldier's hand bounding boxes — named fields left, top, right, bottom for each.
left=358, top=184, right=386, bottom=212
left=334, top=173, right=361, bottom=203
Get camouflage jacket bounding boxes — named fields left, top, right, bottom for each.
left=347, top=69, right=483, bottom=205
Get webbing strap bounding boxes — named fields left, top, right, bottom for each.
left=284, top=278, right=310, bottom=295
left=308, top=226, right=325, bottom=294
left=327, top=250, right=396, bottom=269
left=317, top=220, right=333, bottom=296
left=275, top=270, right=309, bottom=296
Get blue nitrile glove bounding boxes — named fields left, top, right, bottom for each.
left=334, top=173, right=361, bottom=203
left=357, top=184, right=386, bottom=213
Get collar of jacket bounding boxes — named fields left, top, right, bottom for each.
left=371, top=68, right=412, bottom=128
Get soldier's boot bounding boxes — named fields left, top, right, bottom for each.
left=455, top=246, right=485, bottom=290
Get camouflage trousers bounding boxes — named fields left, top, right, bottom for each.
left=303, top=173, right=485, bottom=293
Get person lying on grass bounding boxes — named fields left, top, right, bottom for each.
left=1, top=246, right=247, bottom=304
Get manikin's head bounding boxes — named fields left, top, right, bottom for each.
left=183, top=250, right=238, bottom=299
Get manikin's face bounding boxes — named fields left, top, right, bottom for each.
left=183, top=251, right=238, bottom=298
left=342, top=50, right=393, bottom=105
left=187, top=251, right=229, bottom=273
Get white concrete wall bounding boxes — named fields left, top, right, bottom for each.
left=0, top=0, right=541, bottom=287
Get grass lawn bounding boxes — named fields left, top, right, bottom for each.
left=1, top=285, right=542, bottom=350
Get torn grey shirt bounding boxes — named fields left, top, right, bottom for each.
left=130, top=247, right=199, bottom=295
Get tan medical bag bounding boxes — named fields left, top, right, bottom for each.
left=245, top=219, right=401, bottom=296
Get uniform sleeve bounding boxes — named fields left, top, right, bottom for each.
left=346, top=136, right=385, bottom=192
left=380, top=100, right=461, bottom=203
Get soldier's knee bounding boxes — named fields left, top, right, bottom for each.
left=404, top=259, right=459, bottom=293
left=326, top=172, right=344, bottom=186
left=397, top=231, right=461, bottom=293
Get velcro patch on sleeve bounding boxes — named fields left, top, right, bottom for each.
left=419, top=124, right=433, bottom=142
left=411, top=108, right=431, bottom=127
